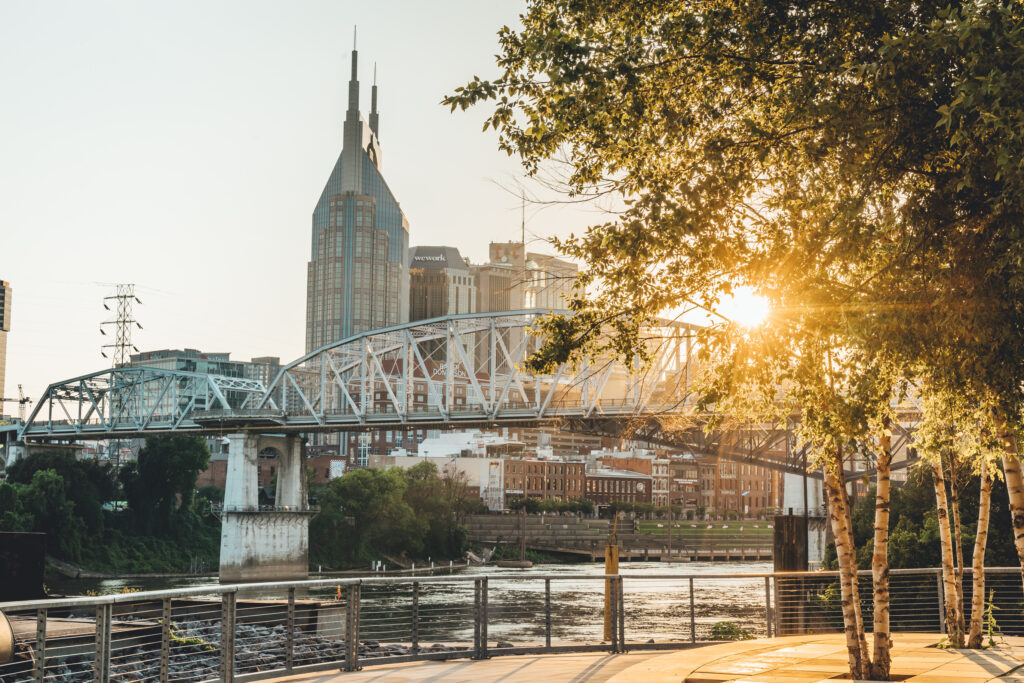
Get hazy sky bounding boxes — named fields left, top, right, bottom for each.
left=0, top=1, right=605, bottom=401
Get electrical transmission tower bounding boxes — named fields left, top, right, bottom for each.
left=100, top=284, right=143, bottom=367
left=100, top=284, right=143, bottom=468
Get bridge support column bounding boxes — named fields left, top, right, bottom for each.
left=3, top=442, right=29, bottom=469
left=219, top=434, right=312, bottom=583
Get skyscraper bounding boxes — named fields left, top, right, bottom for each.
left=305, top=39, right=410, bottom=353
left=408, top=246, right=476, bottom=321
left=0, top=280, right=10, bottom=403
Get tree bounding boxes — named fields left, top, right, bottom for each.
left=7, top=450, right=116, bottom=534
left=448, top=2, right=1024, bottom=677
left=120, top=436, right=210, bottom=535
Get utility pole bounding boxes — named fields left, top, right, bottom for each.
left=667, top=503, right=673, bottom=563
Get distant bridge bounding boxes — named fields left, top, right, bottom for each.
left=6, top=309, right=920, bottom=477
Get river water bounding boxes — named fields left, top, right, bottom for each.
left=48, top=561, right=774, bottom=645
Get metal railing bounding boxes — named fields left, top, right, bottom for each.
left=1, top=567, right=1022, bottom=682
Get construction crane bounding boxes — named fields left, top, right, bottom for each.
left=0, top=385, right=30, bottom=422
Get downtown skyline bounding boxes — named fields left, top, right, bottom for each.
left=0, top=1, right=601, bottom=402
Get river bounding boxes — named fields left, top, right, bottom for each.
left=47, top=561, right=774, bottom=645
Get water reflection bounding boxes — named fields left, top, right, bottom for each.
left=47, top=561, right=772, bottom=645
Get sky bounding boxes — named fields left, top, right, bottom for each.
left=0, top=0, right=607, bottom=402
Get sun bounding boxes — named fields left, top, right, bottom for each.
left=719, top=287, right=770, bottom=327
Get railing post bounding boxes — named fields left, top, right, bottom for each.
left=480, top=577, right=489, bottom=659
left=609, top=576, right=619, bottom=653
left=689, top=577, right=696, bottom=643
left=94, top=603, right=112, bottom=683
left=159, top=598, right=170, bottom=683
left=286, top=587, right=295, bottom=671
left=33, top=608, right=46, bottom=683
left=764, top=576, right=772, bottom=638
left=936, top=572, right=946, bottom=634
left=473, top=579, right=482, bottom=658
left=544, top=578, right=552, bottom=649
left=772, top=575, right=780, bottom=638
left=617, top=577, right=626, bottom=652
left=345, top=583, right=361, bottom=671
left=412, top=581, right=420, bottom=654
left=221, top=591, right=236, bottom=683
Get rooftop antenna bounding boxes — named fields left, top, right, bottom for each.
left=521, top=196, right=526, bottom=260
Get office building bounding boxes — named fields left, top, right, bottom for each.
left=306, top=42, right=409, bottom=352
left=128, top=348, right=275, bottom=409
left=408, top=246, right=475, bottom=321
left=471, top=242, right=577, bottom=314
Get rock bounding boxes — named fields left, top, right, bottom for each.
left=647, top=638, right=655, bottom=643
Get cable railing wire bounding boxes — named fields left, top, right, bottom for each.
left=2, top=567, right=1022, bottom=681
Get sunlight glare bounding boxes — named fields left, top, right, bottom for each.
left=720, top=287, right=770, bottom=327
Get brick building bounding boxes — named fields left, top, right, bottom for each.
left=595, top=452, right=671, bottom=507
left=584, top=468, right=653, bottom=507
left=503, top=458, right=585, bottom=502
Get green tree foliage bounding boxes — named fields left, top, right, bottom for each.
left=120, top=436, right=211, bottom=535
left=843, top=467, right=1016, bottom=570
left=507, top=496, right=594, bottom=514
left=6, top=450, right=115, bottom=534
left=309, top=463, right=478, bottom=569
left=0, top=442, right=219, bottom=573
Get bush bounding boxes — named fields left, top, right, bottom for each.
left=710, top=621, right=753, bottom=641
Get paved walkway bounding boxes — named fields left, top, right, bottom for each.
left=271, top=634, right=1024, bottom=682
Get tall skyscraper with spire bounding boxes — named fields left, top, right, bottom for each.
left=306, top=35, right=409, bottom=353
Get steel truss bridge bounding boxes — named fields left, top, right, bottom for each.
left=6, top=310, right=921, bottom=477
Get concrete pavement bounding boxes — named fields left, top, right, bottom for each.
left=268, top=633, right=1024, bottom=682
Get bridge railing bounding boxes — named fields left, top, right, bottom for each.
left=2, top=568, right=1022, bottom=682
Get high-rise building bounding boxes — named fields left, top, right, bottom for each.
left=0, top=280, right=10, bottom=403
left=408, top=246, right=475, bottom=321
left=470, top=242, right=577, bottom=314
left=306, top=41, right=409, bottom=352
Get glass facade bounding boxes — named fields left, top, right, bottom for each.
left=305, top=48, right=409, bottom=353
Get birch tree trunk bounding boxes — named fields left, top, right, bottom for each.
left=967, top=457, right=992, bottom=648
left=870, top=423, right=893, bottom=680
left=998, top=427, right=1024, bottom=593
left=949, top=471, right=966, bottom=639
left=823, top=448, right=869, bottom=679
left=932, top=458, right=964, bottom=646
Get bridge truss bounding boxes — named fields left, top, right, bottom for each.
left=11, top=310, right=921, bottom=479
left=17, top=366, right=268, bottom=441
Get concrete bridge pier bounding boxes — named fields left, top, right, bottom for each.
left=3, top=442, right=29, bottom=469
left=219, top=433, right=314, bottom=583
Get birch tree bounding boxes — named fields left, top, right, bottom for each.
left=449, top=1, right=1024, bottom=676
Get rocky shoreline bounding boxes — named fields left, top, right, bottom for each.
left=0, top=618, right=472, bottom=682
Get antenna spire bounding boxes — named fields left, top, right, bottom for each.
left=347, top=26, right=359, bottom=114
left=521, top=196, right=526, bottom=249
left=370, top=62, right=380, bottom=136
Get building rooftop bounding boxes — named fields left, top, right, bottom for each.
left=409, top=246, right=469, bottom=271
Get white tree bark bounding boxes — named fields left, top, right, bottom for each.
left=967, top=457, right=992, bottom=648
left=823, top=449, right=869, bottom=679
left=932, top=459, right=964, bottom=646
left=999, top=427, right=1024, bottom=594
left=870, top=423, right=893, bottom=679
